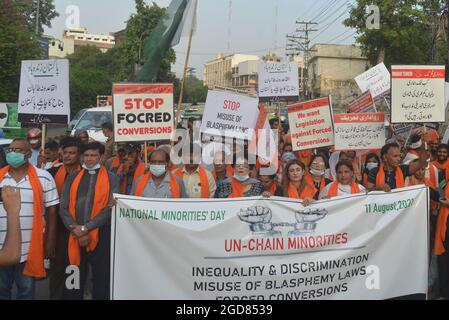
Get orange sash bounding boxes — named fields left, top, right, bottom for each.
left=267, top=181, right=277, bottom=195
left=327, top=181, right=361, bottom=198
left=287, top=182, right=317, bottom=199
left=175, top=166, right=209, bottom=198
left=229, top=178, right=247, bottom=198
left=68, top=167, right=110, bottom=266
left=110, top=156, right=120, bottom=169
left=117, top=160, right=146, bottom=194
left=376, top=163, right=404, bottom=189
left=435, top=185, right=449, bottom=255
left=54, top=164, right=81, bottom=195
left=0, top=165, right=46, bottom=277
left=134, top=172, right=181, bottom=198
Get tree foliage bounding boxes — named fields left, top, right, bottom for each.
left=13, top=0, right=59, bottom=35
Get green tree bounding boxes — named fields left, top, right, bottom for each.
left=117, top=0, right=176, bottom=82
left=183, top=76, right=208, bottom=104
left=0, top=0, right=40, bottom=101
left=13, top=0, right=59, bottom=35
left=344, top=0, right=438, bottom=66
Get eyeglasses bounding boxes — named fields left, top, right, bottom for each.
left=312, top=162, right=325, bottom=166
left=235, top=163, right=250, bottom=169
left=6, top=148, right=25, bottom=154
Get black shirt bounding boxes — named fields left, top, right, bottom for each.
left=368, top=165, right=410, bottom=190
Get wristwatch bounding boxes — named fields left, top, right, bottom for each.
left=81, top=225, right=87, bottom=233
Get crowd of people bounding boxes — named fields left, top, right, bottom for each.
left=0, top=117, right=447, bottom=300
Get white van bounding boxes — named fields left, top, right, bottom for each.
left=70, top=106, right=112, bottom=143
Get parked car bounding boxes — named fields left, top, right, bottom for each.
left=70, top=106, right=112, bottom=143
left=68, top=108, right=88, bottom=132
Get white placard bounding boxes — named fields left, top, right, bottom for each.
left=334, top=113, right=385, bottom=150
left=391, top=65, right=446, bottom=123
left=18, top=59, right=70, bottom=124
left=200, top=90, right=259, bottom=140
left=258, top=62, right=299, bottom=99
left=354, top=63, right=390, bottom=98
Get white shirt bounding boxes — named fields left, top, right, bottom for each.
left=0, top=166, right=59, bottom=263
left=30, top=149, right=39, bottom=166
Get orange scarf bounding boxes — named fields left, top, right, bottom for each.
left=134, top=172, right=181, bottom=198
left=111, top=156, right=120, bottom=169
left=433, top=159, right=449, bottom=171
left=175, top=166, right=209, bottom=198
left=267, top=181, right=277, bottom=195
left=305, top=174, right=326, bottom=192
left=435, top=185, right=449, bottom=255
left=212, top=166, right=233, bottom=181
left=376, top=163, right=404, bottom=189
left=327, top=181, right=361, bottom=198
left=54, top=164, right=81, bottom=195
left=229, top=178, right=248, bottom=198
left=287, top=182, right=317, bottom=199
left=68, top=167, right=110, bottom=266
left=117, top=160, right=146, bottom=194
left=0, top=165, right=46, bottom=277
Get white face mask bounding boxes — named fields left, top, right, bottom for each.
left=149, top=165, right=166, bottom=177
left=29, top=139, right=39, bottom=145
left=365, top=163, right=378, bottom=171
left=233, top=174, right=249, bottom=182
left=310, top=168, right=325, bottom=176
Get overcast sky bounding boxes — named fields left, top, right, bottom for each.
left=45, top=0, right=357, bottom=78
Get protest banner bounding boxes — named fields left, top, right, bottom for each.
left=112, top=83, right=174, bottom=142
left=334, top=113, right=385, bottom=151
left=354, top=63, right=391, bottom=98
left=18, top=59, right=70, bottom=124
left=288, top=97, right=334, bottom=151
left=111, top=185, right=428, bottom=300
left=0, top=103, right=20, bottom=129
left=258, top=62, right=299, bottom=100
left=348, top=91, right=376, bottom=113
left=200, top=90, right=259, bottom=140
left=391, top=65, right=446, bottom=123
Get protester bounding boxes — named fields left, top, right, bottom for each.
left=433, top=144, right=449, bottom=190
left=215, top=155, right=265, bottom=198
left=132, top=149, right=187, bottom=198
left=47, top=137, right=82, bottom=300
left=100, top=122, right=114, bottom=165
left=0, top=138, right=59, bottom=300
left=259, top=173, right=282, bottom=197
left=27, top=128, right=42, bottom=166
left=428, top=130, right=441, bottom=161
left=280, top=159, right=316, bottom=205
left=403, top=133, right=422, bottom=165
left=306, top=154, right=331, bottom=200
left=319, top=160, right=366, bottom=199
left=59, top=142, right=118, bottom=300
left=366, top=143, right=429, bottom=192
left=269, top=118, right=279, bottom=131
left=75, top=129, right=90, bottom=145
left=106, top=142, right=127, bottom=172
left=42, top=140, right=62, bottom=170
left=116, top=143, right=146, bottom=195
left=173, top=144, right=216, bottom=198
left=0, top=186, right=21, bottom=266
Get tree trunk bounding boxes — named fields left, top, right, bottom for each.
left=377, top=46, right=385, bottom=64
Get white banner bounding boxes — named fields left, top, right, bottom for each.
left=111, top=186, right=428, bottom=300
left=200, top=90, right=259, bottom=140
left=112, top=83, right=174, bottom=142
left=258, top=62, right=299, bottom=99
left=334, top=113, right=385, bottom=151
left=391, top=65, right=446, bottom=123
left=354, top=63, right=390, bottom=98
left=18, top=59, right=70, bottom=124
left=288, top=97, right=334, bottom=151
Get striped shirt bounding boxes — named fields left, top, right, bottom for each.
left=0, top=165, right=59, bottom=263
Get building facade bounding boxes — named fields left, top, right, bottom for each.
left=63, top=27, right=115, bottom=53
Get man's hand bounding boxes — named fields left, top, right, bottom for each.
left=107, top=198, right=117, bottom=209
left=2, top=186, right=21, bottom=216
left=440, top=197, right=449, bottom=208
left=262, top=191, right=273, bottom=198
left=78, top=235, right=90, bottom=247
left=45, top=236, right=56, bottom=259
left=70, top=225, right=88, bottom=239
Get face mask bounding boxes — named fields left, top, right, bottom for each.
left=82, top=163, right=101, bottom=171
left=29, top=139, right=39, bottom=145
left=310, top=168, right=325, bottom=176
left=6, top=152, right=26, bottom=168
left=149, top=165, right=166, bottom=177
left=365, top=163, right=378, bottom=171
left=234, top=174, right=250, bottom=182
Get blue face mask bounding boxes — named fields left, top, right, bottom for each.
left=149, top=165, right=166, bottom=177
left=234, top=174, right=250, bottom=183
left=6, top=152, right=26, bottom=168
left=82, top=163, right=101, bottom=171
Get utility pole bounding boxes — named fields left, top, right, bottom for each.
left=286, top=21, right=317, bottom=100
left=35, top=0, right=41, bottom=35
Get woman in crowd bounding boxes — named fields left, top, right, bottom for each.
left=319, top=160, right=366, bottom=199
left=305, top=153, right=332, bottom=200
left=281, top=159, right=316, bottom=205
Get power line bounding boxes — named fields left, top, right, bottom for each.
left=316, top=0, right=349, bottom=25
left=310, top=8, right=348, bottom=42
left=310, top=0, right=338, bottom=22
